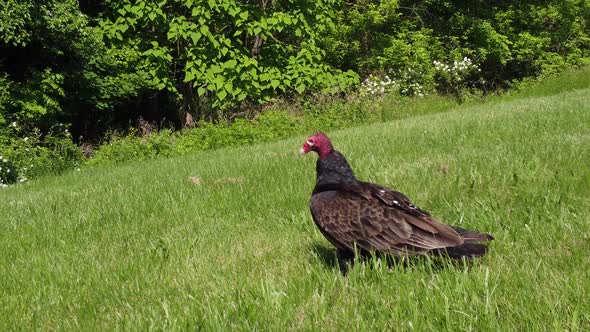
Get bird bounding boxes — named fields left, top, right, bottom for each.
left=300, top=132, right=493, bottom=269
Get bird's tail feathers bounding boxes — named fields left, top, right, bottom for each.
left=433, top=243, right=489, bottom=259
left=451, top=226, right=494, bottom=242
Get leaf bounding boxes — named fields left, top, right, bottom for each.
left=197, top=86, right=207, bottom=96
left=259, top=73, right=270, bottom=81
left=224, top=59, right=237, bottom=68
left=184, top=71, right=195, bottom=82
left=295, top=84, right=305, bottom=94
left=200, top=25, right=210, bottom=36
left=271, top=79, right=280, bottom=89
left=207, top=0, right=216, bottom=9
left=214, top=76, right=225, bottom=89
left=239, top=11, right=248, bottom=20
left=217, top=89, right=227, bottom=101
left=249, top=69, right=258, bottom=79
left=224, top=82, right=233, bottom=95
left=190, top=32, right=202, bottom=44
left=207, top=34, right=219, bottom=47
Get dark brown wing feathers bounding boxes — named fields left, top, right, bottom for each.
left=310, top=182, right=485, bottom=256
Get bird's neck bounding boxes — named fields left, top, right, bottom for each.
left=315, top=151, right=359, bottom=187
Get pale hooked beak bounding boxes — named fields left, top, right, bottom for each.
left=299, top=147, right=306, bottom=155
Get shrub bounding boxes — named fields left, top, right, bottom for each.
left=433, top=57, right=483, bottom=97
left=88, top=92, right=381, bottom=166
left=0, top=123, right=83, bottom=187
left=0, top=155, right=17, bottom=187
left=86, top=128, right=177, bottom=166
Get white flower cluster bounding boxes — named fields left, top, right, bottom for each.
left=0, top=155, right=30, bottom=188
left=0, top=156, right=10, bottom=188
left=400, top=82, right=425, bottom=97
left=360, top=75, right=398, bottom=96
left=360, top=67, right=429, bottom=97
left=395, top=68, right=426, bottom=97
left=433, top=57, right=480, bottom=78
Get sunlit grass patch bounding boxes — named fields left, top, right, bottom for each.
left=1, top=88, right=589, bottom=330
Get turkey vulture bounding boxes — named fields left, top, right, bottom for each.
left=301, top=132, right=493, bottom=266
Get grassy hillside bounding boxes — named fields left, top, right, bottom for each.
left=1, top=88, right=589, bottom=330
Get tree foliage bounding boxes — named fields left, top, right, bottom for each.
left=322, top=0, right=590, bottom=89
left=0, top=0, right=152, bottom=138
left=97, top=0, right=358, bottom=120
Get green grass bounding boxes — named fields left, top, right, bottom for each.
left=503, top=66, right=590, bottom=100
left=1, top=86, right=590, bottom=330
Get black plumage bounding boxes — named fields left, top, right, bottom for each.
left=301, top=132, right=493, bottom=261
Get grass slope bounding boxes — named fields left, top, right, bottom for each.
left=1, top=88, right=590, bottom=330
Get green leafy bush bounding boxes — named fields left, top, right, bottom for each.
left=0, top=155, right=17, bottom=187
left=0, top=123, right=83, bottom=187
left=433, top=57, right=483, bottom=98
left=86, top=128, right=177, bottom=166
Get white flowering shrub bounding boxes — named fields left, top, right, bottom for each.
left=0, top=122, right=83, bottom=187
left=0, top=155, right=17, bottom=188
left=360, top=75, right=399, bottom=97
left=433, top=57, right=482, bottom=95
left=360, top=68, right=428, bottom=98
left=360, top=59, right=481, bottom=99
left=394, top=68, right=427, bottom=97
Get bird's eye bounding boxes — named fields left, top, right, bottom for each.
left=306, top=139, right=315, bottom=147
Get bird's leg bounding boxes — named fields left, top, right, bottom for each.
left=336, top=249, right=355, bottom=275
